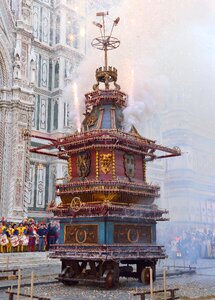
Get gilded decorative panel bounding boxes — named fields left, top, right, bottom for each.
left=114, top=224, right=152, bottom=244
left=100, top=153, right=112, bottom=174
left=85, top=113, right=97, bottom=127
left=65, top=225, right=98, bottom=244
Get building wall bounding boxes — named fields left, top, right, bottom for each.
left=0, top=0, right=34, bottom=221
left=0, top=0, right=86, bottom=221
left=28, top=0, right=86, bottom=219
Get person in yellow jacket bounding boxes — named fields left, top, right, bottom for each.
left=6, top=224, right=14, bottom=252
left=0, top=222, right=7, bottom=253
left=18, top=223, right=27, bottom=252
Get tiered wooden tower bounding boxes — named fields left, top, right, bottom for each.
left=50, top=13, right=181, bottom=288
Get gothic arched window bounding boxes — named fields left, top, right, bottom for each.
left=53, top=100, right=58, bottom=130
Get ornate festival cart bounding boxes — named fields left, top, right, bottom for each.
left=45, top=13, right=181, bottom=288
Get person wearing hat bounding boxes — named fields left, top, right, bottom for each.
left=11, top=224, right=19, bottom=252
left=23, top=224, right=29, bottom=252
left=28, top=223, right=37, bottom=252
left=47, top=222, right=57, bottom=251
left=0, top=222, right=7, bottom=253
left=37, top=223, right=48, bottom=252
left=18, top=223, right=27, bottom=252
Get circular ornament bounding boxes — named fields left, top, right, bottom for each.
left=70, top=197, right=82, bottom=212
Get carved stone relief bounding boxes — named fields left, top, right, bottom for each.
left=21, top=43, right=28, bottom=78
left=22, top=0, right=32, bottom=26
left=13, top=54, right=21, bottom=80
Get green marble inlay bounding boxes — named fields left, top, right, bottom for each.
left=47, top=98, right=51, bottom=132
left=38, top=55, right=41, bottom=87
left=53, top=100, right=58, bottom=130
left=33, top=165, right=37, bottom=209
left=48, top=59, right=52, bottom=91
left=45, top=164, right=49, bottom=209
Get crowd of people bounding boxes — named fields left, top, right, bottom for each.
left=0, top=219, right=59, bottom=253
left=168, top=229, right=215, bottom=263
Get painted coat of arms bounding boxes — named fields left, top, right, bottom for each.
left=100, top=153, right=112, bottom=174
left=124, top=154, right=135, bottom=179
left=77, top=151, right=91, bottom=178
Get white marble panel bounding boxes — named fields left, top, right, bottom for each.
left=33, top=4, right=40, bottom=39
left=41, top=58, right=48, bottom=87
left=36, top=167, right=46, bottom=208
left=41, top=7, right=50, bottom=44
left=28, top=164, right=35, bottom=208
left=40, top=98, right=47, bottom=130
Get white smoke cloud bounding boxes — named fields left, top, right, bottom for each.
left=65, top=0, right=215, bottom=133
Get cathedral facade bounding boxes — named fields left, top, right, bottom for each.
left=0, top=0, right=86, bottom=221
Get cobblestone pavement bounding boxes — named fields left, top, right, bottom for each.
left=31, top=270, right=215, bottom=300
left=0, top=258, right=215, bottom=300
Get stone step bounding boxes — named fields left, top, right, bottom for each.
left=0, top=252, right=60, bottom=269
left=0, top=252, right=52, bottom=259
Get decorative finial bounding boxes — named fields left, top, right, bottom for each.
left=92, top=12, right=121, bottom=91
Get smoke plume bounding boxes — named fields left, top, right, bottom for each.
left=66, top=0, right=215, bottom=133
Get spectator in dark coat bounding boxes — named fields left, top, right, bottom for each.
left=37, top=224, right=48, bottom=252
left=47, top=223, right=57, bottom=250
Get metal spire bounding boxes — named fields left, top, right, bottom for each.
left=92, top=12, right=120, bottom=68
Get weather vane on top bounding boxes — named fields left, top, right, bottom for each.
left=92, top=12, right=120, bottom=68
left=92, top=12, right=121, bottom=91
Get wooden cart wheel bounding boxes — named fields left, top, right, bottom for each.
left=61, top=266, right=79, bottom=286
left=140, top=267, right=150, bottom=285
left=105, top=270, right=115, bottom=289
left=62, top=279, right=79, bottom=286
